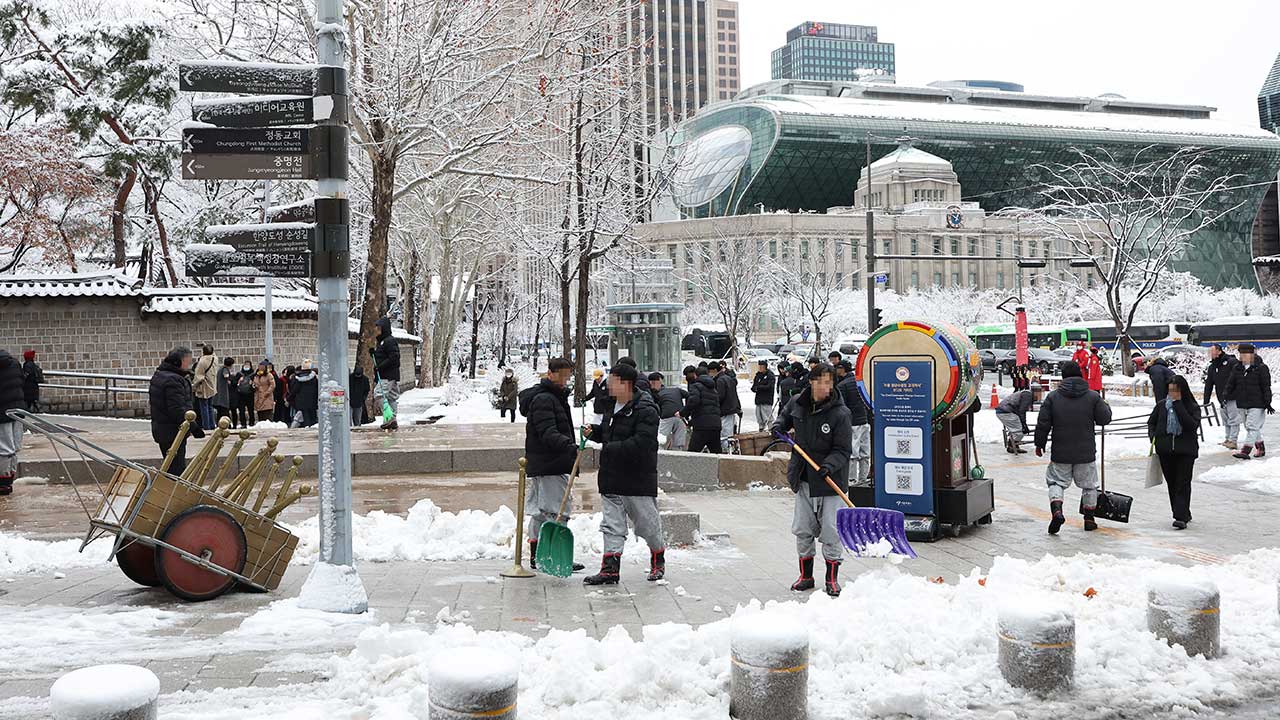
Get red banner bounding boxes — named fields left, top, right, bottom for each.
left=1015, top=306, right=1029, bottom=367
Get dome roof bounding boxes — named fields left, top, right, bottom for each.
left=870, top=141, right=952, bottom=169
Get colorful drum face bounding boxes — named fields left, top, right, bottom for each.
left=855, top=320, right=985, bottom=421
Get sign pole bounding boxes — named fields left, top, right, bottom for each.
left=297, top=0, right=366, bottom=613
left=261, top=180, right=274, bottom=362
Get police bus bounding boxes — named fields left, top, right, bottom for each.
left=967, top=324, right=1091, bottom=351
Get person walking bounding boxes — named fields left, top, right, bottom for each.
left=682, top=365, right=721, bottom=454
left=835, top=360, right=871, bottom=482
left=1086, top=346, right=1104, bottom=393
left=777, top=362, right=798, bottom=412
left=289, top=361, right=319, bottom=428
left=750, top=359, right=777, bottom=430
left=498, top=368, right=519, bottom=423
left=1033, top=361, right=1112, bottom=534
left=714, top=361, right=742, bottom=450
left=1204, top=344, right=1240, bottom=450
left=1145, top=356, right=1173, bottom=403
left=372, top=317, right=401, bottom=430
left=233, top=362, right=255, bottom=428
left=772, top=363, right=852, bottom=597
left=213, top=357, right=235, bottom=427
left=520, top=357, right=583, bottom=572
left=584, top=368, right=611, bottom=425
left=1071, top=341, right=1091, bottom=385
left=252, top=361, right=276, bottom=423
left=649, top=372, right=688, bottom=450
left=149, top=347, right=204, bottom=476
left=583, top=364, right=666, bottom=585
left=995, top=387, right=1034, bottom=454
left=191, top=345, right=218, bottom=430
left=1148, top=375, right=1201, bottom=529
left=349, top=365, right=371, bottom=428
left=0, top=349, right=26, bottom=496
left=1227, top=343, right=1272, bottom=459
left=20, top=350, right=43, bottom=412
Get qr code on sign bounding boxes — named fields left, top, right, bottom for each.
left=896, top=439, right=912, bottom=455
left=895, top=471, right=913, bottom=490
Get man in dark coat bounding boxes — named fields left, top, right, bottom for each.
left=713, top=361, right=742, bottom=450
left=1145, top=356, right=1173, bottom=403
left=791, top=361, right=810, bottom=395
left=1227, top=343, right=1272, bottom=459
left=995, top=388, right=1035, bottom=453
left=584, top=364, right=665, bottom=585
left=21, top=350, right=43, bottom=412
left=1204, top=344, right=1239, bottom=449
left=149, top=346, right=205, bottom=476
left=682, top=365, right=721, bottom=454
left=372, top=316, right=401, bottom=430
left=649, top=372, right=688, bottom=450
left=750, top=360, right=777, bottom=430
left=772, top=363, right=852, bottom=597
left=777, top=362, right=797, bottom=412
left=584, top=369, right=612, bottom=420
left=349, top=366, right=371, bottom=427
left=1034, top=361, right=1112, bottom=534
left=0, top=350, right=26, bottom=495
left=835, top=360, right=871, bottom=482
left=520, top=357, right=583, bottom=571
left=289, top=361, right=320, bottom=428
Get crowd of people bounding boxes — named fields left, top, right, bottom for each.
left=185, top=345, right=322, bottom=432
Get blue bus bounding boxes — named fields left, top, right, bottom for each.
left=1188, top=318, right=1280, bottom=349
left=1077, top=321, right=1191, bottom=352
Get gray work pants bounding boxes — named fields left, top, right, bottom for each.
left=792, top=482, right=844, bottom=562
left=600, top=494, right=664, bottom=554
left=1046, top=461, right=1099, bottom=510
left=0, top=421, right=22, bottom=477
left=526, top=473, right=571, bottom=540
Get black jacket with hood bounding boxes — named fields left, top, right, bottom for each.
left=0, top=351, right=25, bottom=424
left=585, top=376, right=613, bottom=415
left=21, top=358, right=42, bottom=404
left=349, top=367, right=371, bottom=408
left=682, top=373, right=721, bottom=431
left=520, top=378, right=577, bottom=477
left=1226, top=358, right=1272, bottom=410
left=772, top=386, right=853, bottom=497
left=1145, top=358, right=1173, bottom=403
left=372, top=318, right=401, bottom=382
left=290, top=368, right=319, bottom=412
left=777, top=375, right=797, bottom=408
left=651, top=385, right=687, bottom=419
left=1148, top=396, right=1201, bottom=458
left=149, top=350, right=202, bottom=446
left=592, top=389, right=659, bottom=496
left=1203, top=352, right=1238, bottom=405
left=996, top=389, right=1035, bottom=427
left=751, top=369, right=776, bottom=407
left=1034, top=376, right=1112, bottom=464
left=835, top=373, right=869, bottom=426
left=715, top=370, right=741, bottom=416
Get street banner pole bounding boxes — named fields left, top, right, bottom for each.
left=261, top=180, right=274, bottom=362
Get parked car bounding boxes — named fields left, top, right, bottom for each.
left=996, top=347, right=1063, bottom=375
left=739, top=347, right=781, bottom=367
left=785, top=343, right=816, bottom=364
left=978, top=348, right=1012, bottom=371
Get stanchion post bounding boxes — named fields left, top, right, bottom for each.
left=501, top=457, right=535, bottom=578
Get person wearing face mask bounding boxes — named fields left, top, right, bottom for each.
left=499, top=367, right=519, bottom=423
left=233, top=362, right=256, bottom=428
left=149, top=346, right=205, bottom=475
left=289, top=360, right=320, bottom=428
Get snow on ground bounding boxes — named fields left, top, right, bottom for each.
left=147, top=548, right=1280, bottom=720
left=972, top=406, right=1152, bottom=460
left=1200, top=456, right=1280, bottom=494
left=0, top=532, right=110, bottom=574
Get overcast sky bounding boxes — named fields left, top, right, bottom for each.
left=736, top=0, right=1279, bottom=126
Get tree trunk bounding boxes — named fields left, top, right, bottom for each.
left=533, top=304, right=543, bottom=372
left=111, top=167, right=137, bottom=269
left=358, top=148, right=397, bottom=379
left=404, top=245, right=420, bottom=341
left=499, top=308, right=509, bottom=368
left=573, top=255, right=591, bottom=402
left=1119, top=335, right=1134, bottom=377
left=560, top=272, right=573, bottom=359
left=142, top=177, right=177, bottom=286
left=469, top=303, right=482, bottom=379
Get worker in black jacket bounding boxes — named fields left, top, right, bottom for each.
left=750, top=360, right=776, bottom=429
left=584, top=368, right=612, bottom=422
left=777, top=363, right=797, bottom=412
left=713, top=361, right=742, bottom=451
left=0, top=349, right=26, bottom=496
left=1203, top=344, right=1239, bottom=449
left=348, top=366, right=371, bottom=428
left=649, top=372, right=688, bottom=450
left=772, top=363, right=852, bottom=597
left=834, top=361, right=871, bottom=482
left=995, top=388, right=1035, bottom=453
left=1145, top=356, right=1173, bottom=403
left=149, top=346, right=205, bottom=476
left=1227, top=343, right=1273, bottom=459
left=1034, top=361, right=1112, bottom=534
left=519, top=357, right=584, bottom=571
left=584, top=364, right=665, bottom=585
left=683, top=365, right=722, bottom=453
left=372, top=317, right=401, bottom=430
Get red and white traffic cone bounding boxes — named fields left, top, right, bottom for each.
left=990, top=383, right=999, bottom=409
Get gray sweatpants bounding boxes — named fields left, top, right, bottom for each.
left=0, top=421, right=21, bottom=477
left=1046, top=461, right=1099, bottom=510
left=1244, top=407, right=1266, bottom=445
left=658, top=416, right=688, bottom=450
left=793, top=483, right=844, bottom=562
left=851, top=423, right=870, bottom=482
left=755, top=404, right=775, bottom=430
left=600, top=494, right=664, bottom=554
left=1223, top=399, right=1240, bottom=443
left=997, top=412, right=1025, bottom=444
left=525, top=474, right=570, bottom=540
left=720, top=415, right=738, bottom=452
left=375, top=379, right=400, bottom=420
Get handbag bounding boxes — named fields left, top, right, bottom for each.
left=1144, top=441, right=1163, bottom=489
left=1082, top=420, right=1133, bottom=523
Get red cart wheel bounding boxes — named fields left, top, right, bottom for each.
left=115, top=540, right=160, bottom=587
left=153, top=505, right=247, bottom=602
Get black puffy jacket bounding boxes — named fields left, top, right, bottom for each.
left=835, top=374, right=869, bottom=426
left=520, top=379, right=578, bottom=477
left=1145, top=358, right=1173, bottom=403
left=1203, top=353, right=1237, bottom=405
left=1034, top=376, right=1112, bottom=464
left=22, top=359, right=42, bottom=404
left=290, top=370, right=319, bottom=412
left=0, top=351, right=25, bottom=424
left=373, top=319, right=401, bottom=382
left=682, top=374, right=721, bottom=430
left=715, top=371, right=741, bottom=416
left=996, top=389, right=1035, bottom=427
left=777, top=376, right=797, bottom=408
left=751, top=370, right=776, bottom=407
left=349, top=368, right=371, bottom=408
left=651, top=386, right=687, bottom=419
left=149, top=352, right=197, bottom=447
left=593, top=390, right=659, bottom=496
left=1148, top=397, right=1201, bottom=458
left=1226, top=359, right=1272, bottom=410
left=772, top=387, right=852, bottom=497
left=585, top=377, right=612, bottom=415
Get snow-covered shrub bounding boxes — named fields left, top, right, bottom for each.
left=439, top=376, right=472, bottom=406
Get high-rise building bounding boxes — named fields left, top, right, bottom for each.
left=630, top=0, right=740, bottom=133
left=770, top=22, right=895, bottom=83
left=1260, top=52, right=1280, bottom=133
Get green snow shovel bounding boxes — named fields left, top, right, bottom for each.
left=535, top=434, right=589, bottom=577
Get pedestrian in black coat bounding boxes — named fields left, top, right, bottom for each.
left=0, top=349, right=26, bottom=495
left=520, top=366, right=578, bottom=478
left=1033, top=361, right=1112, bottom=534
left=349, top=366, right=371, bottom=427
left=751, top=361, right=777, bottom=429
left=1226, top=343, right=1273, bottom=458
left=213, top=357, right=235, bottom=426
left=21, top=350, right=43, bottom=411
left=1148, top=374, right=1200, bottom=528
left=1203, top=344, right=1236, bottom=406
left=777, top=369, right=798, bottom=411
left=584, top=371, right=612, bottom=417
left=149, top=347, right=204, bottom=476
left=1145, top=357, right=1174, bottom=403
left=289, top=363, right=320, bottom=428
left=682, top=366, right=721, bottom=453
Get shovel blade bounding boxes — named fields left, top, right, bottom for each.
left=535, top=522, right=575, bottom=577
left=837, top=507, right=918, bottom=558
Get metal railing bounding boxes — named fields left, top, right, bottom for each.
left=41, top=370, right=151, bottom=417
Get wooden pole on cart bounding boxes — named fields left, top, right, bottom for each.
left=210, top=430, right=253, bottom=494
left=253, top=455, right=287, bottom=513
left=225, top=441, right=277, bottom=504
left=185, top=420, right=231, bottom=486
left=275, top=456, right=304, bottom=506
left=265, top=484, right=313, bottom=519
left=159, top=411, right=197, bottom=476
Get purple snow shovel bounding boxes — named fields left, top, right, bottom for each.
left=774, top=431, right=917, bottom=558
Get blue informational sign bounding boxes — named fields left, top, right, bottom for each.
left=872, top=359, right=935, bottom=516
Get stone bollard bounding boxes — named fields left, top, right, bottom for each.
left=50, top=664, right=159, bottom=720
left=1148, top=574, right=1220, bottom=658
left=997, top=603, right=1075, bottom=693
left=428, top=647, right=519, bottom=720
left=729, top=615, right=808, bottom=720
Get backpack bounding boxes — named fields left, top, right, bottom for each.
left=237, top=374, right=255, bottom=397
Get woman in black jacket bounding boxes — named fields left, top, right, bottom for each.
left=1147, top=375, right=1201, bottom=529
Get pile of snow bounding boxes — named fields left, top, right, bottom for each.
left=49, top=664, right=158, bottom=718
left=1200, top=457, right=1280, bottom=494
left=972, top=407, right=1152, bottom=460
left=0, top=534, right=110, bottom=574
left=296, top=562, right=369, bottom=614
left=0, top=606, right=183, bottom=675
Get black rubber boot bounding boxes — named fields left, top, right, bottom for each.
left=1083, top=512, right=1098, bottom=531
left=823, top=559, right=842, bottom=597
left=0, top=475, right=12, bottom=496
left=583, top=553, right=621, bottom=585
left=528, top=540, right=537, bottom=570
left=1048, top=500, right=1065, bottom=535
left=1255, top=441, right=1266, bottom=458
left=647, top=549, right=666, bottom=581
left=1234, top=445, right=1254, bottom=460
left=791, top=556, right=815, bottom=592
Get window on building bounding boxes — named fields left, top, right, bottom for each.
left=1087, top=273, right=1095, bottom=288
left=718, top=67, right=726, bottom=76
left=717, top=20, right=725, bottom=28
left=995, top=237, right=1003, bottom=257
left=718, top=43, right=725, bottom=52
left=968, top=238, right=977, bottom=256
left=769, top=240, right=777, bottom=258
left=800, top=240, right=810, bottom=260
left=818, top=272, right=826, bottom=286
left=910, top=237, right=918, bottom=255
left=1015, top=239, right=1023, bottom=258
left=835, top=271, right=843, bottom=287
left=950, top=237, right=959, bottom=255
left=933, top=271, right=943, bottom=287
left=997, top=271, right=1005, bottom=289
left=718, top=79, right=727, bottom=87
left=951, top=271, right=960, bottom=286
left=932, top=237, right=942, bottom=255
left=968, top=270, right=978, bottom=286
left=851, top=273, right=859, bottom=290
left=718, top=31, right=725, bottom=40
left=911, top=270, right=919, bottom=287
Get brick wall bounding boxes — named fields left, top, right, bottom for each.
left=0, top=296, right=417, bottom=416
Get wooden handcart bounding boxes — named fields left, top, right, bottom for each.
left=8, top=409, right=312, bottom=602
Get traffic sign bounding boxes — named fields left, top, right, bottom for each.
left=185, top=246, right=310, bottom=279
left=873, top=272, right=889, bottom=285
left=191, top=96, right=345, bottom=127
left=181, top=126, right=347, bottom=180
left=179, top=61, right=346, bottom=96
left=183, top=127, right=311, bottom=155
left=204, top=222, right=314, bottom=253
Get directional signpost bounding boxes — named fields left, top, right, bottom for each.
left=179, top=61, right=346, bottom=96
left=181, top=126, right=347, bottom=180
left=192, top=96, right=345, bottom=127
